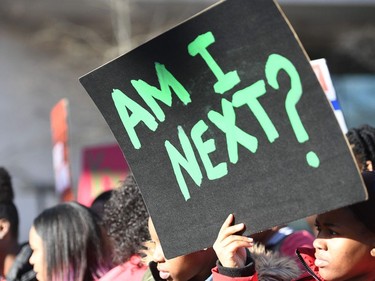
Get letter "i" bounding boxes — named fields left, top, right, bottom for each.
left=188, top=32, right=240, bottom=95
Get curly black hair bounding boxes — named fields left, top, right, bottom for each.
left=346, top=124, right=375, bottom=171
left=103, top=174, right=150, bottom=265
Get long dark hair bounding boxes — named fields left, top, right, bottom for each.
left=33, top=201, right=113, bottom=281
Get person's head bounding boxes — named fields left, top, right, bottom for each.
left=90, top=189, right=113, bottom=219
left=147, top=217, right=217, bottom=281
left=103, top=174, right=149, bottom=265
left=0, top=202, right=19, bottom=242
left=0, top=167, right=19, bottom=242
left=313, top=171, right=375, bottom=281
left=28, top=201, right=113, bottom=281
left=346, top=124, right=375, bottom=172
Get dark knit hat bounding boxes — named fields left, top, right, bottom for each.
left=349, top=171, right=375, bottom=233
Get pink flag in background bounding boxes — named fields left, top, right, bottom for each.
left=77, top=143, right=129, bottom=206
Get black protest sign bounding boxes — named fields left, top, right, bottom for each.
left=80, top=0, right=366, bottom=259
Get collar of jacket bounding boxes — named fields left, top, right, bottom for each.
left=296, top=247, right=322, bottom=281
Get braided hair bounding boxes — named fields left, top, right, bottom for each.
left=346, top=124, right=375, bottom=171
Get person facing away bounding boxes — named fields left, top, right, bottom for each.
left=211, top=170, right=375, bottom=281
left=0, top=167, right=36, bottom=281
left=100, top=174, right=150, bottom=281
left=142, top=217, right=217, bottom=281
left=90, top=190, right=113, bottom=220
left=28, top=201, right=113, bottom=281
left=346, top=124, right=375, bottom=172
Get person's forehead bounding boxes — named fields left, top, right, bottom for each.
left=317, top=207, right=356, bottom=225
left=29, top=226, right=43, bottom=248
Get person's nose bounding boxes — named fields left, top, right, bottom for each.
left=29, top=253, right=34, bottom=266
left=152, top=243, right=166, bottom=263
left=313, top=236, right=327, bottom=251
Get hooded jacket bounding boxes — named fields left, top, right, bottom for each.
left=212, top=244, right=302, bottom=281
left=98, top=255, right=147, bottom=281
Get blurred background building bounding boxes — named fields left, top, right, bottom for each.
left=0, top=0, right=374, bottom=241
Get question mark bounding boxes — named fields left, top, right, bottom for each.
left=265, top=54, right=320, bottom=168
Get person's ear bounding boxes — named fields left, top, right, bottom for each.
left=0, top=219, right=11, bottom=239
left=366, top=160, right=373, bottom=172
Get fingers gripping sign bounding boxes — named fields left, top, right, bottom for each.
left=213, top=214, right=253, bottom=268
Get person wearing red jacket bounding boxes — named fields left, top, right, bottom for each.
left=211, top=171, right=375, bottom=281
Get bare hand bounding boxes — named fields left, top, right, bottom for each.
left=213, top=214, right=253, bottom=268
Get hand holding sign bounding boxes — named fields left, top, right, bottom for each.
left=213, top=214, right=252, bottom=268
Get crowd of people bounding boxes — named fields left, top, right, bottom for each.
left=1, top=124, right=375, bottom=281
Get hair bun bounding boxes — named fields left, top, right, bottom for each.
left=0, top=167, right=14, bottom=203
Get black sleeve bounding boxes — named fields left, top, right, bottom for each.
left=216, top=248, right=256, bottom=277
